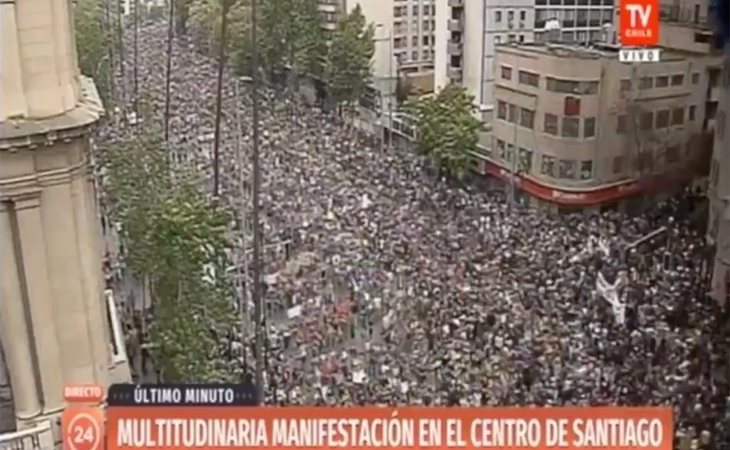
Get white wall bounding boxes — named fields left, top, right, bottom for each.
left=433, top=0, right=449, bottom=91
left=462, top=0, right=485, bottom=105
left=482, top=0, right=535, bottom=106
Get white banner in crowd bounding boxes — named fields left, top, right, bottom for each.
left=595, top=272, right=625, bottom=325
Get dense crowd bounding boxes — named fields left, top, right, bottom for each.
left=100, top=22, right=730, bottom=449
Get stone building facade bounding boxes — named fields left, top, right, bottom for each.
left=0, top=0, right=130, bottom=443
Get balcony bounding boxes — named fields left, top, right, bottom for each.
left=449, top=0, right=464, bottom=7
left=448, top=19, right=463, bottom=32
left=448, top=41, right=463, bottom=55
left=0, top=422, right=56, bottom=450
left=448, top=66, right=463, bottom=81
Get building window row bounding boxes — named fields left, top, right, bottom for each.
left=502, top=70, right=598, bottom=94
left=543, top=113, right=596, bottom=138
left=540, top=156, right=594, bottom=180
left=495, top=10, right=528, bottom=23
left=496, top=140, right=534, bottom=173
left=621, top=72, right=700, bottom=92
left=546, top=77, right=599, bottom=95
left=497, top=101, right=536, bottom=129
left=394, top=4, right=435, bottom=17
left=612, top=142, right=688, bottom=175
left=616, top=105, right=696, bottom=133
left=535, top=0, right=613, bottom=6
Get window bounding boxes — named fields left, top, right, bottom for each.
left=656, top=109, right=670, bottom=128
left=505, top=144, right=515, bottom=163
left=520, top=10, right=527, bottom=20
left=613, top=156, right=623, bottom=174
left=518, top=70, right=539, bottom=87
left=564, top=97, right=581, bottom=116
left=640, top=111, right=653, bottom=130
left=672, top=107, right=685, bottom=125
left=496, top=10, right=502, bottom=22
left=544, top=113, right=558, bottom=135
left=518, top=148, right=533, bottom=172
left=617, top=114, right=627, bottom=133
left=423, top=36, right=430, bottom=45
left=508, top=104, right=518, bottom=123
left=580, top=161, right=593, bottom=179
left=562, top=117, right=580, bottom=137
left=411, top=51, right=418, bottom=60
left=583, top=117, right=596, bottom=137
left=671, top=74, right=684, bottom=86
left=546, top=77, right=599, bottom=94
left=519, top=34, right=525, bottom=43
left=620, top=79, right=632, bottom=91
left=423, top=20, right=430, bottom=31
left=541, top=155, right=556, bottom=176
left=666, top=145, right=680, bottom=164
left=495, top=35, right=502, bottom=44
left=655, top=76, right=669, bottom=88
left=508, top=34, right=517, bottom=42
left=412, top=36, right=418, bottom=46
left=497, top=100, right=507, bottom=120
left=639, top=76, right=653, bottom=90
left=559, top=159, right=576, bottom=179
left=692, top=72, right=700, bottom=84
left=689, top=105, right=697, bottom=121
left=520, top=108, right=535, bottom=129
left=412, top=5, right=419, bottom=15
left=394, top=6, right=404, bottom=17
left=501, top=65, right=513, bottom=80
left=497, top=139, right=506, bottom=158
left=508, top=10, right=514, bottom=20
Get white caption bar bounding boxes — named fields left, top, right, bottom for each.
left=618, top=48, right=662, bottom=63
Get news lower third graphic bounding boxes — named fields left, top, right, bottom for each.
left=60, top=384, right=675, bottom=450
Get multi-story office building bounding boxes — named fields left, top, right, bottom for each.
left=435, top=0, right=536, bottom=112
left=318, top=0, right=435, bottom=77
left=0, top=0, right=130, bottom=445
left=533, top=0, right=614, bottom=44
left=487, top=42, right=719, bottom=211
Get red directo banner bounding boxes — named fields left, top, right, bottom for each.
left=62, top=384, right=674, bottom=450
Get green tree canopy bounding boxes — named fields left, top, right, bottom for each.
left=74, top=0, right=113, bottom=102
left=100, top=130, right=238, bottom=382
left=407, top=84, right=481, bottom=180
left=189, top=0, right=249, bottom=56
left=257, top=0, right=325, bottom=78
left=324, top=5, right=375, bottom=107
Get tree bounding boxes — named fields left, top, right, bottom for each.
left=407, top=84, right=481, bottom=180
left=175, top=0, right=194, bottom=34
left=189, top=0, right=249, bottom=57
left=99, top=130, right=238, bottom=382
left=324, top=6, right=374, bottom=110
left=257, top=0, right=324, bottom=81
left=74, top=0, right=113, bottom=102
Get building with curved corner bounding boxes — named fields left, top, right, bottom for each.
left=0, top=0, right=130, bottom=446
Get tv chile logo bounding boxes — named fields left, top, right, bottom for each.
left=620, top=0, right=659, bottom=46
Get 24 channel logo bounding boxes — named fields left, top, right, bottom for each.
left=618, top=0, right=662, bottom=63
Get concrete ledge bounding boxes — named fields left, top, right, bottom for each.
left=0, top=77, right=104, bottom=151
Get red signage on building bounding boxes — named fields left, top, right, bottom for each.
left=620, top=0, right=660, bottom=46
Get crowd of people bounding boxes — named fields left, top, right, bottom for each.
left=99, top=21, right=730, bottom=449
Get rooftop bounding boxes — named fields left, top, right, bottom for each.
left=496, top=42, right=689, bottom=61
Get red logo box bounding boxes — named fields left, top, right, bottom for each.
left=620, top=0, right=660, bottom=46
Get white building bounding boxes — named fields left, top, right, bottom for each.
left=319, top=0, right=436, bottom=111
left=435, top=0, right=536, bottom=114
left=533, top=0, right=614, bottom=44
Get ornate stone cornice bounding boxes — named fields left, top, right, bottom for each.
left=0, top=78, right=104, bottom=151
left=0, top=161, right=88, bottom=200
